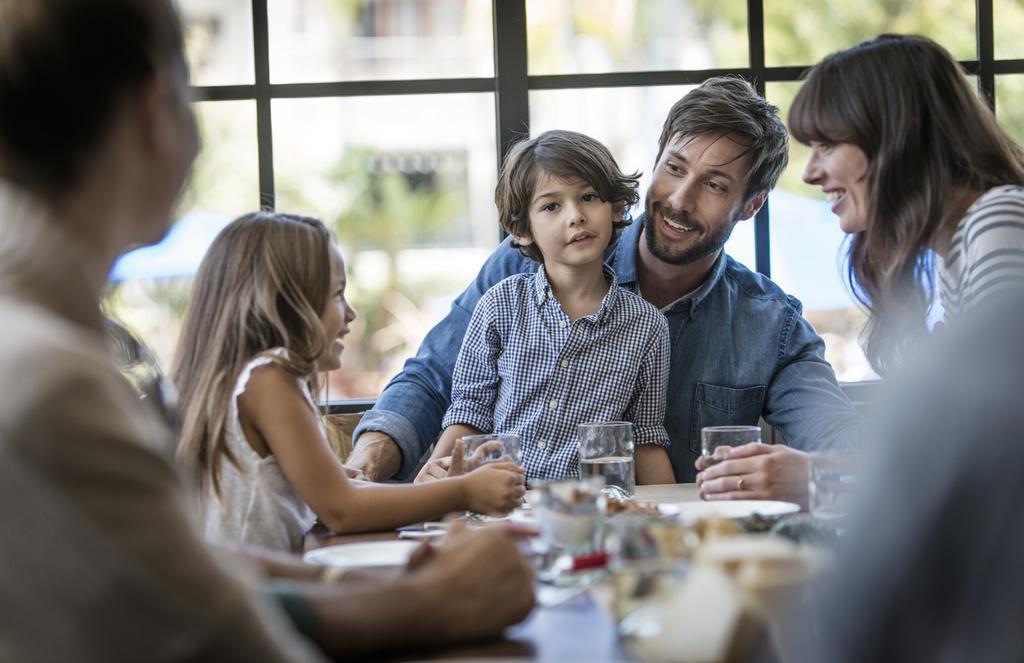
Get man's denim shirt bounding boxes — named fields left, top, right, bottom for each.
left=354, top=214, right=861, bottom=481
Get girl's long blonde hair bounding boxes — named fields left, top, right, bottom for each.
left=173, top=211, right=333, bottom=498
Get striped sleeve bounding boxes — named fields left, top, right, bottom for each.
left=955, top=186, right=1024, bottom=316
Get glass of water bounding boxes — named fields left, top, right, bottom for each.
left=459, top=433, right=522, bottom=471
left=700, top=425, right=761, bottom=467
left=578, top=421, right=635, bottom=500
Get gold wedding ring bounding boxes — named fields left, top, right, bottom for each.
left=737, top=477, right=745, bottom=491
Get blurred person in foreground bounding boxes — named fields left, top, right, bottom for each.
left=0, top=1, right=532, bottom=661
left=817, top=289, right=1024, bottom=661
left=350, top=77, right=862, bottom=506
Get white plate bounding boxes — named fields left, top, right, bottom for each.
left=509, top=502, right=680, bottom=524
left=303, top=540, right=420, bottom=569
left=671, top=500, right=800, bottom=520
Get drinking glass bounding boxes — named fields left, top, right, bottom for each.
left=808, top=451, right=857, bottom=524
left=459, top=433, right=522, bottom=471
left=578, top=421, right=635, bottom=500
left=607, top=516, right=691, bottom=640
left=700, top=425, right=761, bottom=467
left=533, top=475, right=606, bottom=555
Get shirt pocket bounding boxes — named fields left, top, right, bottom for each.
left=688, top=382, right=767, bottom=455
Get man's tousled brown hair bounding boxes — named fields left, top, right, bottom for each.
left=657, top=76, right=789, bottom=204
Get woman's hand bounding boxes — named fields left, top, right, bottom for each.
left=461, top=461, right=526, bottom=515
left=695, top=443, right=810, bottom=509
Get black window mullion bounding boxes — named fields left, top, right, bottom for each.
left=747, top=0, right=771, bottom=277
left=492, top=0, right=530, bottom=171
left=252, top=0, right=275, bottom=209
left=977, top=0, right=995, bottom=110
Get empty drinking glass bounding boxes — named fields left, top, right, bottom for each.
left=578, top=421, right=635, bottom=500
left=700, top=426, right=761, bottom=467
left=808, top=451, right=857, bottom=524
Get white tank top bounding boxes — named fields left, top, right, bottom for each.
left=201, top=349, right=317, bottom=553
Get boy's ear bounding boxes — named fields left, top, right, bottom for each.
left=612, top=201, right=627, bottom=220
left=513, top=232, right=534, bottom=246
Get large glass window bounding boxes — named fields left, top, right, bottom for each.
left=763, top=0, right=975, bottom=66
left=178, top=0, right=255, bottom=85
left=107, top=0, right=1024, bottom=397
left=995, top=0, right=1024, bottom=60
left=268, top=0, right=494, bottom=83
left=527, top=0, right=748, bottom=74
left=273, top=94, right=498, bottom=397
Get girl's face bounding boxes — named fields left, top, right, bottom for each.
left=317, top=245, right=357, bottom=372
left=802, top=142, right=870, bottom=234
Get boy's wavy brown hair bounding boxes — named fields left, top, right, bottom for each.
left=495, top=129, right=640, bottom=262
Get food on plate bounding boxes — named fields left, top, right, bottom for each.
left=605, top=497, right=662, bottom=516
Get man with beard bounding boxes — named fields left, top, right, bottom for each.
left=348, top=77, right=860, bottom=504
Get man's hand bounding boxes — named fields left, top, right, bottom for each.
left=407, top=523, right=535, bottom=642
left=695, top=443, right=809, bottom=509
left=339, top=464, right=369, bottom=482
left=347, top=431, right=403, bottom=482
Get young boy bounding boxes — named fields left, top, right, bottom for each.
left=418, top=130, right=675, bottom=483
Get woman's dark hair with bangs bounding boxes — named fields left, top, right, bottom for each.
left=495, top=129, right=640, bottom=262
left=790, top=34, right=1024, bottom=375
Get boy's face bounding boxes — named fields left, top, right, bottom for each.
left=516, top=170, right=622, bottom=268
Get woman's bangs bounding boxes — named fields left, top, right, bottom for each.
left=789, top=71, right=856, bottom=147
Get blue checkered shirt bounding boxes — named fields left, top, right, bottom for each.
left=441, top=266, right=670, bottom=480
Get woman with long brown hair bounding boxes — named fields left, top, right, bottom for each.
left=790, top=34, right=1024, bottom=375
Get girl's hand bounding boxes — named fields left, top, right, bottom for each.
left=462, top=462, right=526, bottom=515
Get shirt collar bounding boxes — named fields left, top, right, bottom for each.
left=609, top=212, right=729, bottom=318
left=531, top=263, right=620, bottom=324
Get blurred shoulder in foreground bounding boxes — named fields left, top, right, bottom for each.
left=821, top=288, right=1024, bottom=662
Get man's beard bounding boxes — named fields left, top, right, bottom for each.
left=644, top=195, right=737, bottom=266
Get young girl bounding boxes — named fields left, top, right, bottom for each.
left=173, top=211, right=525, bottom=553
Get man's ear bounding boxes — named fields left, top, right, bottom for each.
left=738, top=191, right=768, bottom=221
left=134, top=73, right=178, bottom=157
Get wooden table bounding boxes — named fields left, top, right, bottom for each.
left=304, top=484, right=701, bottom=660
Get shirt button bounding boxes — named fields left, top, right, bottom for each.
left=549, top=400, right=558, bottom=410
left=538, top=440, right=547, bottom=450
left=559, top=320, right=567, bottom=328
left=560, top=359, right=569, bottom=368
